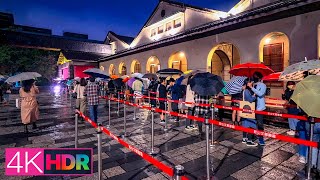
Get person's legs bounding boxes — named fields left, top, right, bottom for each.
left=89, top=105, right=95, bottom=122
left=297, top=121, right=307, bottom=162
left=256, top=114, right=265, bottom=145
left=232, top=110, right=236, bottom=123
left=94, top=105, right=98, bottom=123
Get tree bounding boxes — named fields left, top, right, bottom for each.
left=0, top=45, right=59, bottom=81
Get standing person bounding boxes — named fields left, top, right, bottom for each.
left=73, top=78, right=87, bottom=123
left=158, top=78, right=167, bottom=123
left=231, top=92, right=241, bottom=125
left=241, top=78, right=258, bottom=146
left=84, top=77, right=99, bottom=123
left=132, top=78, right=143, bottom=105
left=282, top=81, right=299, bottom=136
left=0, top=84, right=3, bottom=103
left=185, top=75, right=196, bottom=130
left=20, top=79, right=39, bottom=133
left=2, top=82, right=12, bottom=106
left=148, top=77, right=158, bottom=108
left=248, top=71, right=267, bottom=146
left=170, top=78, right=183, bottom=122
left=73, top=80, right=81, bottom=110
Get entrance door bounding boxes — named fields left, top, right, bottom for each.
left=172, top=60, right=181, bottom=70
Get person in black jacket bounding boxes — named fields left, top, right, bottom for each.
left=158, top=78, right=167, bottom=123
left=282, top=81, right=299, bottom=136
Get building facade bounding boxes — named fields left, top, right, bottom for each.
left=99, top=0, right=320, bottom=97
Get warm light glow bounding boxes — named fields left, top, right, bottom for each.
left=173, top=60, right=180, bottom=63
left=265, top=38, right=271, bottom=44
left=179, top=52, right=185, bottom=58
left=150, top=63, right=156, bottom=66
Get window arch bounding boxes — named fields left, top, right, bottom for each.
left=168, top=51, right=187, bottom=72
left=146, top=56, right=160, bottom=73
left=109, top=64, right=115, bottom=75
left=119, top=62, right=127, bottom=75
left=131, top=60, right=141, bottom=73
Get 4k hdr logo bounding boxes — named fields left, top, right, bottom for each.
left=5, top=148, right=92, bottom=176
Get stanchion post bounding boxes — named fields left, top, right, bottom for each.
left=107, top=94, right=111, bottom=128
left=147, top=109, right=160, bottom=155
left=133, top=96, right=137, bottom=120
left=306, top=117, right=315, bottom=180
left=164, top=101, right=168, bottom=132
left=117, top=90, right=120, bottom=116
left=205, top=115, right=210, bottom=179
left=97, top=124, right=102, bottom=180
left=210, top=102, right=216, bottom=147
left=121, top=100, right=131, bottom=137
left=75, top=113, right=78, bottom=148
left=173, top=165, right=185, bottom=180
left=148, top=91, right=151, bottom=107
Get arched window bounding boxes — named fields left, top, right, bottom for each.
left=168, top=51, right=187, bottom=72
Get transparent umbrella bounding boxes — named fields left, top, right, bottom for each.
left=5, top=72, right=42, bottom=83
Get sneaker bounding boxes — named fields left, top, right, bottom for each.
left=299, top=156, right=306, bottom=164
left=258, top=139, right=266, bottom=146
left=160, top=120, right=165, bottom=124
left=242, top=138, right=248, bottom=143
left=246, top=141, right=258, bottom=147
left=286, top=130, right=295, bottom=136
left=185, top=126, right=193, bottom=131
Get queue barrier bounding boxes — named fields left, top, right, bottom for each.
left=74, top=110, right=188, bottom=180
left=116, top=92, right=312, bottom=122
left=102, top=95, right=319, bottom=179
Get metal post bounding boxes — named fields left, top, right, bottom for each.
left=107, top=95, right=111, bottom=128
left=173, top=165, right=185, bottom=180
left=306, top=117, right=315, bottom=180
left=97, top=124, right=102, bottom=180
left=121, top=101, right=130, bottom=137
left=164, top=101, right=168, bottom=132
left=147, top=109, right=160, bottom=155
left=205, top=115, right=211, bottom=180
left=148, top=91, right=151, bottom=107
left=75, top=113, right=78, bottom=148
left=133, top=96, right=137, bottom=120
left=210, top=103, right=216, bottom=147
left=117, top=91, right=120, bottom=116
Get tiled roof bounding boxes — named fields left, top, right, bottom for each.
left=62, top=51, right=107, bottom=62
left=109, top=31, right=134, bottom=45
left=99, top=0, right=316, bottom=62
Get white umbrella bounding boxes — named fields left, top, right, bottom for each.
left=280, top=59, right=320, bottom=81
left=0, top=75, right=5, bottom=79
left=130, top=73, right=144, bottom=78
left=83, top=68, right=110, bottom=79
left=5, top=72, right=42, bottom=83
left=74, top=77, right=81, bottom=82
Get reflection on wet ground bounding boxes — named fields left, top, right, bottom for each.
left=0, top=89, right=309, bottom=179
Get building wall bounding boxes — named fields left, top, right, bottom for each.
left=100, top=10, right=320, bottom=77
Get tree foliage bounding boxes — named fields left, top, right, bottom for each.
left=0, top=45, right=59, bottom=81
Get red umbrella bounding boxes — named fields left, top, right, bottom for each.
left=262, top=72, right=282, bottom=81
left=229, top=63, right=274, bottom=77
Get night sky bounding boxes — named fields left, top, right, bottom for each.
left=0, top=0, right=239, bottom=41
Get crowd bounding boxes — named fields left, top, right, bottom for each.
left=13, top=72, right=319, bottom=173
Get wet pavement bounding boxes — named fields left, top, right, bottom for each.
left=0, top=89, right=310, bottom=179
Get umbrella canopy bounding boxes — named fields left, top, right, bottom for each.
left=122, top=77, right=130, bottom=83
left=5, top=72, right=42, bottom=83
left=229, top=63, right=274, bottom=77
left=280, top=60, right=320, bottom=81
left=130, top=73, right=144, bottom=79
left=221, top=81, right=228, bottom=95
left=225, top=76, right=247, bottom=95
left=74, top=77, right=81, bottom=82
left=113, top=78, right=124, bottom=89
left=156, top=68, right=183, bottom=75
left=142, top=73, right=158, bottom=80
left=181, top=70, right=205, bottom=85
left=291, top=75, right=320, bottom=118
left=262, top=72, right=281, bottom=81
left=110, top=75, right=119, bottom=79
left=66, top=79, right=74, bottom=86
left=189, top=72, right=224, bottom=96
left=0, top=75, right=5, bottom=79
left=83, top=68, right=110, bottom=79
left=175, top=76, right=184, bottom=86
left=127, top=78, right=136, bottom=88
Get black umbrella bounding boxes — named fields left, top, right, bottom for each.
left=113, top=78, right=124, bottom=89
left=142, top=73, right=158, bottom=80
left=156, top=68, right=183, bottom=75
left=189, top=72, right=224, bottom=96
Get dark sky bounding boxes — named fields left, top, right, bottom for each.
left=0, top=0, right=239, bottom=41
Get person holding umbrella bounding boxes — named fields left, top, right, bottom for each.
left=20, top=79, right=39, bottom=133
left=247, top=71, right=267, bottom=146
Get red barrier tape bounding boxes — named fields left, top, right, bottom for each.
left=104, top=94, right=310, bottom=121
left=101, top=97, right=320, bottom=148
left=75, top=110, right=188, bottom=180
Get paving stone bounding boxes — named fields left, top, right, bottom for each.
left=103, top=166, right=126, bottom=178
